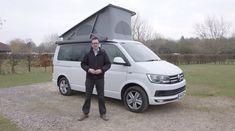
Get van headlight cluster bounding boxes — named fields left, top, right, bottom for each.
left=146, top=74, right=170, bottom=84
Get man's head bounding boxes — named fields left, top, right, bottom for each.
left=91, top=37, right=100, bottom=50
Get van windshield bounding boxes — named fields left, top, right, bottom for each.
left=121, top=42, right=161, bottom=62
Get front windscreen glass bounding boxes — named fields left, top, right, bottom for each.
left=121, top=42, right=161, bottom=62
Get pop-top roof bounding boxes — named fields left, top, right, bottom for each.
left=60, top=4, right=136, bottom=42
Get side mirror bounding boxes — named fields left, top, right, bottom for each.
left=113, top=57, right=126, bottom=65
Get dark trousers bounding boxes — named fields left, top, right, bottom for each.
left=82, top=78, right=106, bottom=115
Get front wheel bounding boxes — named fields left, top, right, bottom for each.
left=58, top=77, right=72, bottom=96
left=123, top=86, right=149, bottom=113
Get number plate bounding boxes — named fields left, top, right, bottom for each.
left=178, top=92, right=185, bottom=99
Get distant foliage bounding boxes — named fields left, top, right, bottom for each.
left=146, top=37, right=235, bottom=54
left=0, top=54, right=53, bottom=74
left=160, top=54, right=235, bottom=65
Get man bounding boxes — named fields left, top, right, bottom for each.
left=78, top=37, right=111, bottom=121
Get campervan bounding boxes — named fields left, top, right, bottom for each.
left=53, top=4, right=186, bottom=112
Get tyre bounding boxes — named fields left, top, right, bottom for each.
left=58, top=77, right=72, bottom=96
left=123, top=86, right=149, bottom=113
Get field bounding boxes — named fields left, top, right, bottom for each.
left=0, top=60, right=52, bottom=88
left=181, top=64, right=235, bottom=97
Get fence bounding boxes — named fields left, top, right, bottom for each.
left=159, top=54, right=235, bottom=65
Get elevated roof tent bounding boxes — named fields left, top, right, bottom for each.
left=60, top=4, right=136, bottom=42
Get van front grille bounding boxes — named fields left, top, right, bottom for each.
left=168, top=73, right=184, bottom=84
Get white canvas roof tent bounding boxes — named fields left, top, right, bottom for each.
left=59, top=4, right=136, bottom=44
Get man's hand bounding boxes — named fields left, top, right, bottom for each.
left=95, top=69, right=102, bottom=74
left=88, top=68, right=96, bottom=74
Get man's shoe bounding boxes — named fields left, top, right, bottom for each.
left=78, top=114, right=88, bottom=121
left=100, top=114, right=109, bottom=121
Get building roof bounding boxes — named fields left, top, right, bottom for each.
left=0, top=42, right=11, bottom=52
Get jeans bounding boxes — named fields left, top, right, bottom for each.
left=82, top=78, right=106, bottom=115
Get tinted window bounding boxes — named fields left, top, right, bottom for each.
left=102, top=44, right=126, bottom=64
left=58, top=44, right=90, bottom=61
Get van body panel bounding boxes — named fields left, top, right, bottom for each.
left=135, top=61, right=182, bottom=75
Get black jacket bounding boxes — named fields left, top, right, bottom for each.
left=81, top=47, right=111, bottom=80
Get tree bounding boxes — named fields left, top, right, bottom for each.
left=8, top=38, right=27, bottom=73
left=25, top=39, right=36, bottom=72
left=25, top=38, right=37, bottom=52
left=131, top=14, right=158, bottom=42
left=9, top=38, right=27, bottom=53
left=194, top=16, right=231, bottom=39
left=38, top=33, right=60, bottom=53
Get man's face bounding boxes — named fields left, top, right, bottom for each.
left=91, top=39, right=100, bottom=50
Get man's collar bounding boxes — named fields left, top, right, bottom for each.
left=93, top=48, right=99, bottom=52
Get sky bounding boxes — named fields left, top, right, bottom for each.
left=1, top=0, right=235, bottom=45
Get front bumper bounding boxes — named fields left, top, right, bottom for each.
left=153, top=90, right=186, bottom=104
left=148, top=79, right=186, bottom=105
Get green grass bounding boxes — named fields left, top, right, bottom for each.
left=0, top=59, right=52, bottom=88
left=0, top=67, right=52, bottom=88
left=0, top=115, right=20, bottom=131
left=180, top=64, right=235, bottom=97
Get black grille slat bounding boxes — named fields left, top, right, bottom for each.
left=155, top=86, right=186, bottom=97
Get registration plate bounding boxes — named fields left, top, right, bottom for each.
left=178, top=92, right=185, bottom=99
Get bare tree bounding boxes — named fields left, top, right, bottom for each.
left=39, top=33, right=60, bottom=53
left=8, top=38, right=28, bottom=73
left=25, top=39, right=36, bottom=72
left=194, top=16, right=231, bottom=39
left=131, top=14, right=158, bottom=42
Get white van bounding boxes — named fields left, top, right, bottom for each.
left=52, top=39, right=186, bottom=112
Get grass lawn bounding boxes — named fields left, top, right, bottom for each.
left=180, top=64, right=235, bottom=97
left=0, top=66, right=52, bottom=88
left=0, top=115, right=20, bottom=131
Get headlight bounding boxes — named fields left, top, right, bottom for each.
left=146, top=74, right=170, bottom=84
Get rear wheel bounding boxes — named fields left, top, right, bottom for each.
left=58, top=77, right=72, bottom=96
left=123, top=86, right=149, bottom=113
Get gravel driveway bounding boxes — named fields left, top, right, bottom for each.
left=0, top=82, right=234, bottom=131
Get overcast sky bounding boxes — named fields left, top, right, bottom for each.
left=1, top=0, right=235, bottom=45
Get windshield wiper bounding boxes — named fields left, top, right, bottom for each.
left=146, top=59, right=159, bottom=62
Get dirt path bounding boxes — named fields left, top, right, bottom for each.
left=0, top=82, right=234, bottom=131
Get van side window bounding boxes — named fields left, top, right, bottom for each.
left=58, top=44, right=90, bottom=61
left=102, top=44, right=125, bottom=64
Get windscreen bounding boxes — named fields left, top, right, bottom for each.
left=121, top=42, right=161, bottom=62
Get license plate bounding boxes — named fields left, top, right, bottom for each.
left=178, top=92, right=185, bottom=99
